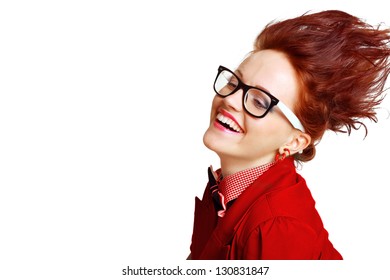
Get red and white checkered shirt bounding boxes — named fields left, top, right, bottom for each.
left=212, top=161, right=275, bottom=217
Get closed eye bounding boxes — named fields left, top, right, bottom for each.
left=253, top=98, right=268, bottom=109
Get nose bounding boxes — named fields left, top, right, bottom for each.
left=223, top=89, right=244, bottom=112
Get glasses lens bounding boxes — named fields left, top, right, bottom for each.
left=214, top=69, right=239, bottom=96
left=244, top=88, right=272, bottom=117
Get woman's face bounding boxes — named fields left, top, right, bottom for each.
left=203, top=49, right=301, bottom=173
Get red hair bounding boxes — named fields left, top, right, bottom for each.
left=254, top=10, right=390, bottom=162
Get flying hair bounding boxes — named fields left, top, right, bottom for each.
left=254, top=10, right=390, bottom=162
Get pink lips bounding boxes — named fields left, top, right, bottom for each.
left=214, top=120, right=238, bottom=133
left=220, top=109, right=243, bottom=129
left=213, top=109, right=244, bottom=133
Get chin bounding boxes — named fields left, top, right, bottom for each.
left=203, top=127, right=236, bottom=158
left=203, top=127, right=224, bottom=153
left=203, top=127, right=215, bottom=151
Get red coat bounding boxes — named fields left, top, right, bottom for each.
left=189, top=158, right=342, bottom=260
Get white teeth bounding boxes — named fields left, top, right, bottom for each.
left=216, top=113, right=242, bottom=133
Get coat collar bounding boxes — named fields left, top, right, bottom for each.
left=214, top=157, right=298, bottom=244
left=192, top=157, right=300, bottom=259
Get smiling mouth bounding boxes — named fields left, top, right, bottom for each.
left=216, top=113, right=243, bottom=133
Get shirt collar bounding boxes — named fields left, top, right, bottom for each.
left=218, top=161, right=275, bottom=205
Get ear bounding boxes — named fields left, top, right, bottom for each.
left=279, top=131, right=311, bottom=156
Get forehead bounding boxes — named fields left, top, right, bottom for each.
left=237, top=50, right=300, bottom=107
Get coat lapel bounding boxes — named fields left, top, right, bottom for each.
left=191, top=158, right=298, bottom=259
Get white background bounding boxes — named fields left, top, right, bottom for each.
left=1, top=0, right=389, bottom=279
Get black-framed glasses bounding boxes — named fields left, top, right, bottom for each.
left=213, top=66, right=305, bottom=131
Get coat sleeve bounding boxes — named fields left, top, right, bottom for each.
left=241, top=216, right=318, bottom=260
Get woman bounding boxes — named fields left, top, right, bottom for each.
left=188, top=10, right=390, bottom=260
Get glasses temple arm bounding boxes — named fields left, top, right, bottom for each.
left=277, top=101, right=305, bottom=132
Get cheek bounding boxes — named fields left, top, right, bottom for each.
left=245, top=115, right=291, bottom=144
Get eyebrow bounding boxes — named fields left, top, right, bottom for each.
left=235, top=68, right=244, bottom=77
left=235, top=68, right=271, bottom=93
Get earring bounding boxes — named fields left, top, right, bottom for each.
left=275, top=148, right=290, bottom=162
